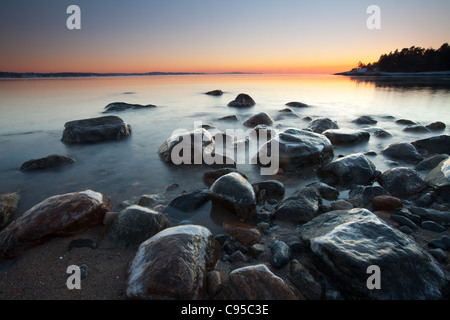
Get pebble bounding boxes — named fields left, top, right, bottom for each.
left=428, top=236, right=450, bottom=251
left=270, top=240, right=292, bottom=269
left=421, top=221, right=446, bottom=233
left=429, top=248, right=448, bottom=263
left=391, top=214, right=418, bottom=230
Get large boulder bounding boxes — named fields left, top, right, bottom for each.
left=299, top=209, right=446, bottom=299
left=257, top=128, right=334, bottom=172
left=274, top=186, right=321, bottom=223
left=106, top=205, right=171, bottom=247
left=125, top=225, right=221, bottom=300
left=20, top=154, right=75, bottom=171
left=61, top=116, right=132, bottom=144
left=411, top=135, right=450, bottom=156
left=209, top=173, right=256, bottom=220
left=0, top=193, right=19, bottom=229
left=322, top=129, right=370, bottom=145
left=318, top=153, right=377, bottom=188
left=307, top=118, right=339, bottom=134
left=381, top=142, right=423, bottom=164
left=104, top=102, right=156, bottom=112
left=377, top=167, right=428, bottom=199
left=0, top=190, right=112, bottom=258
left=216, top=264, right=298, bottom=300
left=228, top=93, right=256, bottom=108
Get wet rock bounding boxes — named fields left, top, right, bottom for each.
left=206, top=270, right=225, bottom=298
left=289, top=259, right=322, bottom=300
left=348, top=185, right=389, bottom=209
left=416, top=154, right=449, bottom=172
left=396, top=119, right=418, bottom=126
left=425, top=158, right=450, bottom=187
left=203, top=168, right=248, bottom=186
left=125, top=225, right=221, bottom=300
left=319, top=153, right=377, bottom=188
left=286, top=101, right=309, bottom=108
left=381, top=142, right=423, bottom=164
left=307, top=182, right=339, bottom=201
left=218, top=115, right=239, bottom=121
left=210, top=172, right=256, bottom=220
left=275, top=186, right=321, bottom=223
left=353, top=116, right=377, bottom=125
left=390, top=214, right=418, bottom=230
left=165, top=189, right=210, bottom=213
left=257, top=128, right=334, bottom=172
left=223, top=220, right=262, bottom=247
left=229, top=250, right=247, bottom=263
left=216, top=264, right=298, bottom=300
left=421, top=221, right=446, bottom=233
left=0, top=193, right=19, bottom=229
left=252, top=180, right=285, bottom=202
left=307, top=118, right=339, bottom=134
left=429, top=248, right=447, bottom=263
left=205, top=90, right=223, bottom=96
left=407, top=206, right=450, bottom=225
left=411, top=135, right=450, bottom=156
left=243, top=112, right=274, bottom=127
left=106, top=205, right=171, bottom=247
left=403, top=125, right=431, bottom=133
left=299, top=208, right=446, bottom=299
left=248, top=243, right=265, bottom=258
left=372, top=195, right=403, bottom=211
left=20, top=154, right=75, bottom=171
left=0, top=190, right=112, bottom=258
left=271, top=240, right=292, bottom=268
left=429, top=236, right=450, bottom=251
left=67, top=239, right=97, bottom=251
left=322, top=129, right=370, bottom=145
left=426, top=121, right=446, bottom=132
left=61, top=116, right=132, bottom=144
left=330, top=200, right=353, bottom=211
left=104, top=102, right=156, bottom=112
left=137, top=194, right=161, bottom=208
left=228, top=93, right=256, bottom=108
left=374, top=129, right=392, bottom=138
left=158, top=128, right=214, bottom=165
left=377, top=167, right=428, bottom=199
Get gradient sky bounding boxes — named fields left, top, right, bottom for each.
left=1, top=0, right=449, bottom=74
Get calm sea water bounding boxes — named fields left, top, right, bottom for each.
left=0, top=74, right=449, bottom=233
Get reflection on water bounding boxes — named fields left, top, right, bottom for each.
left=0, top=74, right=449, bottom=233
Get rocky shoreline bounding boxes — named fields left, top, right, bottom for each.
left=0, top=93, right=449, bottom=300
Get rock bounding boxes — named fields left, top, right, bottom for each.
left=429, top=236, right=450, bottom=251
left=396, top=119, right=418, bottom=126
left=330, top=200, right=353, bottom=211
left=428, top=248, right=447, bottom=263
left=67, top=239, right=97, bottom=251
left=271, top=240, right=292, bottom=268
left=216, top=264, right=298, bottom=300
left=104, top=102, right=156, bottom=112
left=137, top=194, right=161, bottom=208
left=252, top=180, right=285, bottom=202
left=307, top=182, right=339, bottom=200
left=374, top=129, right=392, bottom=138
left=348, top=185, right=389, bottom=209
left=353, top=116, right=377, bottom=125
left=372, top=195, right=403, bottom=211
left=396, top=208, right=421, bottom=224
left=210, top=173, right=256, bottom=220
left=286, top=101, right=309, bottom=108
left=289, top=259, right=322, bottom=300
left=426, top=121, right=446, bottom=132
left=407, top=206, right=450, bottom=225
left=421, top=221, right=446, bottom=233
left=377, top=167, right=428, bottom=199
left=319, top=153, right=377, bottom=188
left=228, top=93, right=256, bottom=108
left=205, top=90, right=223, bottom=96
left=322, top=129, right=370, bottom=145
left=403, top=125, right=431, bottom=133
left=416, top=154, right=449, bottom=172
left=165, top=189, right=210, bottom=213
left=102, top=211, right=119, bottom=225
left=243, top=112, right=274, bottom=127
left=218, top=115, right=239, bottom=121
left=398, top=225, right=413, bottom=234
left=106, top=205, right=171, bottom=247
left=206, top=270, right=225, bottom=298
left=257, top=128, right=334, bottom=172
left=223, top=220, right=262, bottom=247
left=275, top=186, right=321, bottom=223
left=411, top=135, right=450, bottom=156
left=425, top=158, right=450, bottom=187
left=390, top=214, right=418, bottom=230
left=202, top=168, right=247, bottom=186
left=0, top=190, right=112, bottom=258
left=249, top=243, right=265, bottom=258
left=229, top=250, right=247, bottom=263
left=381, top=142, right=423, bottom=164
left=158, top=128, right=214, bottom=165
left=125, top=225, right=221, bottom=300
left=0, top=193, right=19, bottom=229
left=307, top=118, right=339, bottom=134
left=279, top=108, right=294, bottom=113
left=61, top=116, right=132, bottom=144
left=299, top=208, right=446, bottom=299
left=20, top=154, right=75, bottom=171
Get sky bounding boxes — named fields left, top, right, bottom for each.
left=1, top=0, right=449, bottom=74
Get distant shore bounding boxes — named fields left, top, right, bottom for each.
left=335, top=69, right=450, bottom=77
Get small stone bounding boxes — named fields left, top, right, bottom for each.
left=372, top=195, right=403, bottom=211
left=421, top=221, right=446, bottom=233
left=270, top=240, right=292, bottom=269
left=229, top=250, right=247, bottom=263
left=249, top=243, right=265, bottom=258
left=330, top=200, right=353, bottom=211
left=429, top=248, right=448, bottom=263
left=398, top=225, right=413, bottom=234
left=429, top=236, right=450, bottom=251
left=391, top=214, right=418, bottom=230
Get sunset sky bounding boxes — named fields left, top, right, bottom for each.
left=1, top=0, right=449, bottom=74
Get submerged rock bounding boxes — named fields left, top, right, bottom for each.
left=378, top=167, right=428, bottom=199
left=322, top=129, right=370, bottom=145
left=228, top=93, right=256, bottom=108
left=203, top=168, right=248, bottom=186
left=252, top=180, right=285, bottom=202
left=209, top=172, right=256, bottom=220
left=0, top=190, right=112, bottom=258
left=205, top=90, right=223, bottom=96
left=307, top=118, right=339, bottom=134
left=381, top=142, right=423, bottom=164
left=165, top=189, right=210, bottom=213
left=286, top=101, right=309, bottom=108
left=104, top=102, right=156, bottom=112
left=243, top=112, right=274, bottom=127
left=411, top=135, right=450, bottom=156
left=374, top=129, right=392, bottom=138
left=403, top=125, right=430, bottom=133
left=126, top=225, right=221, bottom=300
left=353, top=115, right=377, bottom=125
left=61, top=116, right=132, bottom=144
left=299, top=208, right=446, bottom=299
left=426, top=121, right=446, bottom=132
left=20, top=154, right=75, bottom=171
